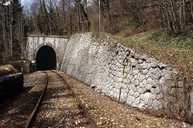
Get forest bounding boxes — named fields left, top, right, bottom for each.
left=1, top=0, right=193, bottom=64
left=25, top=0, right=193, bottom=35
left=0, top=0, right=23, bottom=64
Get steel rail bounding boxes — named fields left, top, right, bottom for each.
left=25, top=70, right=97, bottom=128
left=25, top=72, right=48, bottom=128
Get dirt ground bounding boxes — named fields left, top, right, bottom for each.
left=0, top=71, right=192, bottom=128
left=63, top=73, right=192, bottom=128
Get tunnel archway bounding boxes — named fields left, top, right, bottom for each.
left=36, top=45, right=57, bottom=70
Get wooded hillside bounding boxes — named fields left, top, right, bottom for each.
left=0, top=0, right=24, bottom=64
left=25, top=0, right=193, bottom=35
left=1, top=0, right=193, bottom=64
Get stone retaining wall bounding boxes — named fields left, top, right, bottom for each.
left=61, top=33, right=191, bottom=122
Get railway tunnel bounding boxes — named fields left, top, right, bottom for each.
left=36, top=46, right=57, bottom=70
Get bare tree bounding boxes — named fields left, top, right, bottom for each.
left=160, top=0, right=193, bottom=34
left=0, top=0, right=24, bottom=64
left=24, top=0, right=193, bottom=35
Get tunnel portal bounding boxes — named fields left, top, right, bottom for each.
left=36, top=46, right=57, bottom=70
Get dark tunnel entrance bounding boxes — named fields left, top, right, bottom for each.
left=36, top=46, right=57, bottom=70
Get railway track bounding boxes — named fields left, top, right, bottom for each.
left=25, top=71, right=48, bottom=128
left=25, top=70, right=97, bottom=128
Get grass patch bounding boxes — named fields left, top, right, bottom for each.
left=150, top=31, right=193, bottom=49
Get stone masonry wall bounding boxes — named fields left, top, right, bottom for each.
left=61, top=33, right=190, bottom=121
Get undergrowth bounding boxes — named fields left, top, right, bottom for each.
left=115, top=31, right=193, bottom=87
